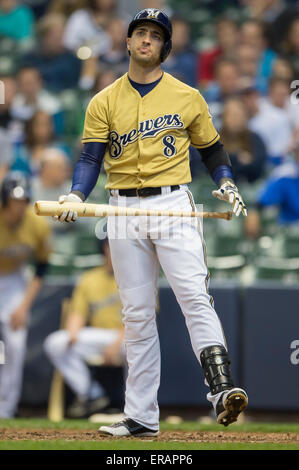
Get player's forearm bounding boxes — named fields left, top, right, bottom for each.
left=71, top=142, right=106, bottom=200
left=65, top=312, right=85, bottom=335
left=198, top=141, right=234, bottom=187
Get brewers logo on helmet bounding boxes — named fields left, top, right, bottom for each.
left=127, top=8, right=172, bottom=62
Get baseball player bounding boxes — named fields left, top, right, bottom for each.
left=44, top=237, right=125, bottom=418
left=55, top=9, right=248, bottom=436
left=0, top=172, right=51, bottom=418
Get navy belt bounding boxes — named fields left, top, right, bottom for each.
left=111, top=185, right=180, bottom=198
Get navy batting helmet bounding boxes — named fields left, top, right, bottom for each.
left=127, top=8, right=172, bottom=62
left=1, top=171, right=31, bottom=206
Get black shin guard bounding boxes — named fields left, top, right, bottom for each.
left=200, top=345, right=234, bottom=395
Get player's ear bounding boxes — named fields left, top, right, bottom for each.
left=126, top=37, right=131, bottom=53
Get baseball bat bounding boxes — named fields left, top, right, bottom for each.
left=47, top=370, right=64, bottom=422
left=34, top=201, right=232, bottom=220
left=47, top=298, right=70, bottom=422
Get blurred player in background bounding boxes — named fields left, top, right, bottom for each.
left=0, top=171, right=51, bottom=418
left=44, top=237, right=125, bottom=419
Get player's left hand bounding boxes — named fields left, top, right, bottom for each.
left=212, top=181, right=247, bottom=217
left=10, top=305, right=29, bottom=330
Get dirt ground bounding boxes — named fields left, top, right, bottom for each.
left=0, top=428, right=298, bottom=444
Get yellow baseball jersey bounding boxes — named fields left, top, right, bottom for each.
left=82, top=72, right=219, bottom=189
left=0, top=205, right=51, bottom=274
left=70, top=266, right=123, bottom=330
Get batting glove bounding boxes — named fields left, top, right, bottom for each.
left=212, top=181, right=247, bottom=217
left=53, top=193, right=83, bottom=223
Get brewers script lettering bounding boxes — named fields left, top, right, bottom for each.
left=109, top=113, right=184, bottom=158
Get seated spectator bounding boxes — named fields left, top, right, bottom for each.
left=141, top=0, right=173, bottom=18
left=0, top=74, right=23, bottom=143
left=98, top=16, right=129, bottom=76
left=0, top=0, right=34, bottom=45
left=236, top=43, right=267, bottom=93
left=272, top=56, right=295, bottom=82
left=280, top=16, right=299, bottom=76
left=0, top=75, right=15, bottom=129
left=25, top=0, right=51, bottom=20
left=44, top=237, right=125, bottom=418
left=31, top=148, right=74, bottom=234
left=11, top=66, right=64, bottom=136
left=0, top=127, right=13, bottom=183
left=240, top=19, right=277, bottom=94
left=246, top=0, right=285, bottom=24
left=90, top=0, right=130, bottom=25
left=261, top=77, right=299, bottom=153
left=203, top=59, right=241, bottom=129
left=244, top=144, right=299, bottom=239
left=241, top=85, right=293, bottom=166
left=162, top=16, right=197, bottom=87
left=80, top=67, right=120, bottom=113
left=220, top=97, right=267, bottom=183
left=47, top=0, right=87, bottom=17
left=20, top=14, right=82, bottom=92
left=198, top=17, right=239, bottom=89
left=31, top=148, right=71, bottom=202
left=263, top=1, right=299, bottom=53
left=11, top=110, right=71, bottom=177
left=63, top=0, right=112, bottom=58
left=0, top=171, right=51, bottom=418
left=78, top=14, right=128, bottom=91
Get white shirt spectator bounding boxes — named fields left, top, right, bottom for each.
left=286, top=101, right=299, bottom=134
left=0, top=128, right=13, bottom=182
left=0, top=128, right=13, bottom=168
left=11, top=90, right=62, bottom=122
left=63, top=9, right=111, bottom=57
left=249, top=99, right=292, bottom=160
left=261, top=96, right=299, bottom=134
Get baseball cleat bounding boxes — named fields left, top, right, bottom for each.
left=216, top=388, right=248, bottom=427
left=98, top=418, right=159, bottom=437
left=67, top=395, right=110, bottom=419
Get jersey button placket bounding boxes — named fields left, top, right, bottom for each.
left=137, top=99, right=145, bottom=188
left=137, top=100, right=147, bottom=237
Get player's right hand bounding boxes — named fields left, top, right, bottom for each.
left=53, top=193, right=83, bottom=223
left=212, top=181, right=247, bottom=217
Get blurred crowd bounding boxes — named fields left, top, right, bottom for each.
left=0, top=0, right=298, bottom=266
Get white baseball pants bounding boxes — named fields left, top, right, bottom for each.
left=0, top=271, right=27, bottom=418
left=44, top=328, right=125, bottom=399
left=107, top=185, right=227, bottom=430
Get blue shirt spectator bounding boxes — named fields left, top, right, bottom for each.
left=203, top=59, right=240, bottom=130
left=0, top=0, right=34, bottom=42
left=240, top=20, right=277, bottom=95
left=98, top=16, right=129, bottom=77
left=162, top=16, right=197, bottom=88
left=258, top=159, right=299, bottom=224
left=10, top=110, right=71, bottom=177
left=20, top=13, right=82, bottom=92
